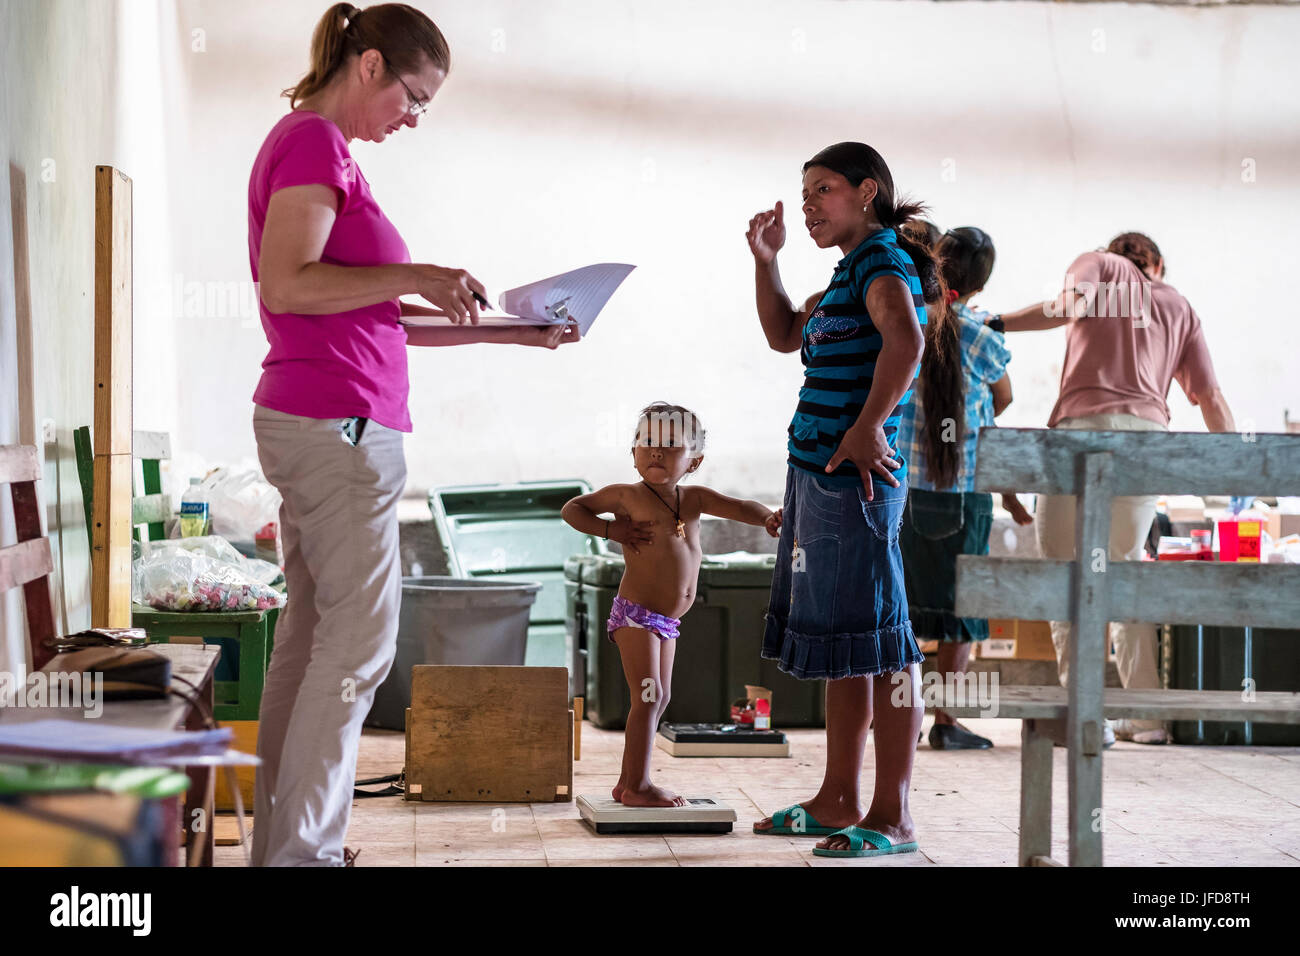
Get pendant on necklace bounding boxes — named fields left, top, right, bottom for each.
left=674, top=520, right=685, bottom=538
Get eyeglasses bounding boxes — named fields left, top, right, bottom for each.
left=393, top=72, right=428, bottom=117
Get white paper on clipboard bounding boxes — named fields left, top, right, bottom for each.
left=400, top=263, right=635, bottom=336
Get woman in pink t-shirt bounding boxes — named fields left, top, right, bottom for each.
left=246, top=3, right=578, bottom=868
left=997, top=232, right=1235, bottom=747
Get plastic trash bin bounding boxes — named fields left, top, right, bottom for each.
left=428, top=481, right=608, bottom=672
left=366, top=576, right=542, bottom=730
left=565, top=552, right=825, bottom=729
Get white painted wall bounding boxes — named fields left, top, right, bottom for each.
left=0, top=0, right=180, bottom=671
left=158, top=0, right=1300, bottom=504
left=4, top=1, right=1298, bottom=671
left=1, top=0, right=121, bottom=671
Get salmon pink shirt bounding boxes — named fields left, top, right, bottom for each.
left=248, top=110, right=413, bottom=431
left=1049, top=251, right=1218, bottom=428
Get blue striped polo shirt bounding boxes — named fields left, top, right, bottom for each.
left=787, top=227, right=927, bottom=486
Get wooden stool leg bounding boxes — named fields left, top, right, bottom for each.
left=183, top=667, right=216, bottom=866
left=1020, top=718, right=1057, bottom=866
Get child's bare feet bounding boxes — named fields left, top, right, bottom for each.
left=815, top=813, right=916, bottom=852
left=612, top=779, right=626, bottom=802
left=620, top=782, right=687, bottom=808
left=752, top=794, right=864, bottom=832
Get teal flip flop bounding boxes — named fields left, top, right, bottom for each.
left=753, top=804, right=839, bottom=836
left=812, top=826, right=919, bottom=858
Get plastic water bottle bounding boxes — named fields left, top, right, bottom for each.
left=180, top=478, right=210, bottom=537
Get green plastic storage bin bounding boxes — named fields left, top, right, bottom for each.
left=429, top=481, right=608, bottom=672
left=565, top=552, right=825, bottom=729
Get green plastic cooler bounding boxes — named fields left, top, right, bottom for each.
left=1164, top=623, right=1300, bottom=745
left=565, top=552, right=825, bottom=729
left=429, top=480, right=608, bottom=672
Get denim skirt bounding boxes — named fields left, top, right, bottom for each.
left=762, top=465, right=923, bottom=680
left=898, top=489, right=993, bottom=643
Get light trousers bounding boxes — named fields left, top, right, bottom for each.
left=1034, top=413, right=1165, bottom=734
left=250, top=405, right=406, bottom=866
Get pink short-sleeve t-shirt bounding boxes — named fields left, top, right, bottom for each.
left=248, top=110, right=413, bottom=431
left=1049, top=251, right=1219, bottom=428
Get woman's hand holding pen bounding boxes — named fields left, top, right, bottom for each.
left=411, top=264, right=490, bottom=325
left=746, top=200, right=786, bottom=264
left=515, top=319, right=581, bottom=349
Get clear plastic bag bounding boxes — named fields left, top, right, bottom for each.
left=133, top=545, right=286, bottom=612
left=201, top=468, right=282, bottom=541
left=138, top=536, right=283, bottom=587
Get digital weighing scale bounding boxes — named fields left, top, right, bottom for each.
left=655, top=722, right=790, bottom=757
left=576, top=795, right=737, bottom=834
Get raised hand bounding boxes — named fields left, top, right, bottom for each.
left=412, top=264, right=489, bottom=325
left=746, top=200, right=786, bottom=264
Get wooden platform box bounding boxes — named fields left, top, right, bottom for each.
left=404, top=665, right=572, bottom=803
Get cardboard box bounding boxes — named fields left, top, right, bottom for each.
left=1266, top=512, right=1300, bottom=542
left=977, top=620, right=1057, bottom=661
left=1161, top=496, right=1207, bottom=524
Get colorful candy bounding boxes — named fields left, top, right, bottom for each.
left=134, top=548, right=286, bottom=612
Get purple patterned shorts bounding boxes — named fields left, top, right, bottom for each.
left=607, top=595, right=681, bottom=642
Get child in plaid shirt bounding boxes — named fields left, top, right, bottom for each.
left=896, top=225, right=1031, bottom=750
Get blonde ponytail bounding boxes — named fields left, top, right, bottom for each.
left=282, top=4, right=450, bottom=109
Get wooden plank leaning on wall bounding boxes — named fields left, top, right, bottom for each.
left=91, top=165, right=132, bottom=627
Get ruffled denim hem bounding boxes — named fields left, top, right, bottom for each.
left=762, top=611, right=923, bottom=680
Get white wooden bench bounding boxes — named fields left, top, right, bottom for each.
left=943, top=428, right=1300, bottom=866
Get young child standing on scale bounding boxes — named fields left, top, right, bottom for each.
left=561, top=402, right=782, bottom=808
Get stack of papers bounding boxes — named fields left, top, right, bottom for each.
left=0, top=720, right=233, bottom=764
left=401, top=263, right=635, bottom=336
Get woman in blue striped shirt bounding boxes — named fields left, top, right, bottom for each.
left=747, top=142, right=941, bottom=858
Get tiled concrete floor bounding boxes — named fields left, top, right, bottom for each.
left=216, top=718, right=1300, bottom=866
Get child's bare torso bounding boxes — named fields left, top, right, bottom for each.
left=613, top=484, right=705, bottom=621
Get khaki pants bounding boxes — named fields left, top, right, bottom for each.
left=250, top=406, right=406, bottom=866
left=1034, top=413, right=1164, bottom=735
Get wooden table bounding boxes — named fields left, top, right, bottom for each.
left=0, top=642, right=221, bottom=866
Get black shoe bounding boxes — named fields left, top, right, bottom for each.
left=929, top=723, right=993, bottom=750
